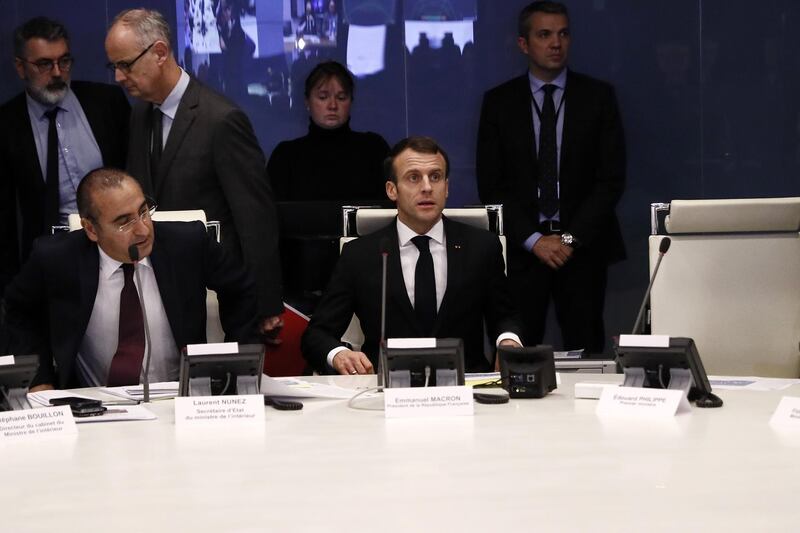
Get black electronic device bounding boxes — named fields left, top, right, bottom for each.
left=0, top=354, right=39, bottom=411
left=178, top=344, right=265, bottom=397
left=382, top=338, right=465, bottom=388
left=49, top=397, right=107, bottom=417
left=614, top=337, right=723, bottom=408
left=264, top=396, right=304, bottom=411
left=498, top=345, right=557, bottom=398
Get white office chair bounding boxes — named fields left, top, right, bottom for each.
left=648, top=197, right=800, bottom=377
left=67, top=210, right=225, bottom=344
left=337, top=205, right=507, bottom=352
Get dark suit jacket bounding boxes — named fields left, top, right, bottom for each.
left=476, top=70, right=626, bottom=268
left=3, top=221, right=259, bottom=389
left=301, top=217, right=522, bottom=373
left=126, top=78, right=283, bottom=317
left=0, top=81, right=130, bottom=291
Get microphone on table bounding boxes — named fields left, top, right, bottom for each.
left=631, top=237, right=671, bottom=335
left=377, top=237, right=391, bottom=390
left=128, top=244, right=152, bottom=403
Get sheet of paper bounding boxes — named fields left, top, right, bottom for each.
left=261, top=376, right=359, bottom=399
left=27, top=390, right=96, bottom=408
left=708, top=376, right=800, bottom=391
left=554, top=349, right=584, bottom=359
left=101, top=382, right=179, bottom=401
left=73, top=405, right=157, bottom=424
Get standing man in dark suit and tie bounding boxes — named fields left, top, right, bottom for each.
left=103, top=8, right=284, bottom=340
left=4, top=168, right=259, bottom=391
left=477, top=1, right=626, bottom=354
left=302, top=136, right=522, bottom=375
left=0, top=17, right=130, bottom=293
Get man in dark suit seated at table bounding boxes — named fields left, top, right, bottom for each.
left=3, top=168, right=260, bottom=391
left=302, top=136, right=523, bottom=375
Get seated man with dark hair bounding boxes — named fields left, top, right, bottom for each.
left=3, top=168, right=260, bottom=391
left=302, top=136, right=523, bottom=375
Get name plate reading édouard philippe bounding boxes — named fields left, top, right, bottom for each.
left=596, top=386, right=690, bottom=417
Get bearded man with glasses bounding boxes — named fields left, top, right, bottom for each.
left=3, top=168, right=260, bottom=391
left=0, top=17, right=130, bottom=297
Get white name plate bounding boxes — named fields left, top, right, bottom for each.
left=770, top=396, right=800, bottom=428
left=174, top=395, right=264, bottom=427
left=618, top=334, right=670, bottom=348
left=596, top=386, right=690, bottom=417
left=0, top=355, right=15, bottom=366
left=384, top=386, right=474, bottom=418
left=0, top=405, right=77, bottom=441
left=186, top=342, right=239, bottom=356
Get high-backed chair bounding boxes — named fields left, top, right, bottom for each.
left=67, top=210, right=225, bottom=344
left=648, top=198, right=800, bottom=377
left=337, top=205, right=506, bottom=351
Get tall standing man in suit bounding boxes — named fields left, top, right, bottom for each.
left=0, top=17, right=130, bottom=293
left=302, top=136, right=522, bottom=375
left=104, top=8, right=284, bottom=339
left=4, top=168, right=259, bottom=391
left=476, top=1, right=626, bottom=353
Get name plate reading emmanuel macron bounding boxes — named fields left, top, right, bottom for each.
left=174, top=395, right=264, bottom=427
left=596, top=386, right=690, bottom=417
left=769, top=396, right=800, bottom=428
left=384, top=386, right=474, bottom=419
left=0, top=405, right=77, bottom=441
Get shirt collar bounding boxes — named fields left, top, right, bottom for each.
left=528, top=68, right=568, bottom=94
left=156, top=68, right=190, bottom=120
left=26, top=85, right=77, bottom=120
left=97, top=244, right=152, bottom=280
left=396, top=217, right=445, bottom=247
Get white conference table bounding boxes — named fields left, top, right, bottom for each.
left=3, top=373, right=800, bottom=533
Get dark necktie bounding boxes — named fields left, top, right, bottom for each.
left=538, top=84, right=558, bottom=218
left=150, top=106, right=163, bottom=183
left=44, top=108, right=60, bottom=229
left=107, top=264, right=146, bottom=386
left=411, top=235, right=437, bottom=334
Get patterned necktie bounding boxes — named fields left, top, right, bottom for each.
left=538, top=84, right=558, bottom=218
left=411, top=235, right=436, bottom=334
left=43, top=108, right=60, bottom=229
left=107, top=264, right=145, bottom=386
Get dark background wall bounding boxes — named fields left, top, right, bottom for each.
left=2, top=0, right=798, bottom=352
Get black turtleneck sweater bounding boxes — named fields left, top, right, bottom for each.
left=267, top=120, right=390, bottom=203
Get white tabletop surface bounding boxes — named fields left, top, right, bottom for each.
left=3, top=373, right=800, bottom=533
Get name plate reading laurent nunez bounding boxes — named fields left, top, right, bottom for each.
left=0, top=405, right=77, bottom=441
left=174, top=395, right=264, bottom=427
left=384, top=386, right=474, bottom=419
left=769, top=396, right=800, bottom=428
left=596, top=386, right=690, bottom=417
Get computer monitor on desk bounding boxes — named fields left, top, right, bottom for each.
left=178, top=345, right=265, bottom=397
left=382, top=338, right=465, bottom=388
left=0, top=354, right=38, bottom=411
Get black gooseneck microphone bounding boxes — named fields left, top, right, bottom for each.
left=377, top=237, right=391, bottom=390
left=631, top=237, right=671, bottom=335
left=128, top=244, right=152, bottom=403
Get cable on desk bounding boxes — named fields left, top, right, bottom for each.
left=347, top=386, right=384, bottom=411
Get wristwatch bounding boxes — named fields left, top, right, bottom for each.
left=560, top=232, right=579, bottom=248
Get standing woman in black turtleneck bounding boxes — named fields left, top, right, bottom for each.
left=267, top=61, right=390, bottom=203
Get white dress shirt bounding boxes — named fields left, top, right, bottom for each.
left=327, top=218, right=521, bottom=368
left=76, top=247, right=179, bottom=386
left=154, top=69, right=191, bottom=150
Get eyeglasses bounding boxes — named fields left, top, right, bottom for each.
left=18, top=55, right=74, bottom=74
left=117, top=201, right=158, bottom=233
left=105, top=42, right=155, bottom=74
